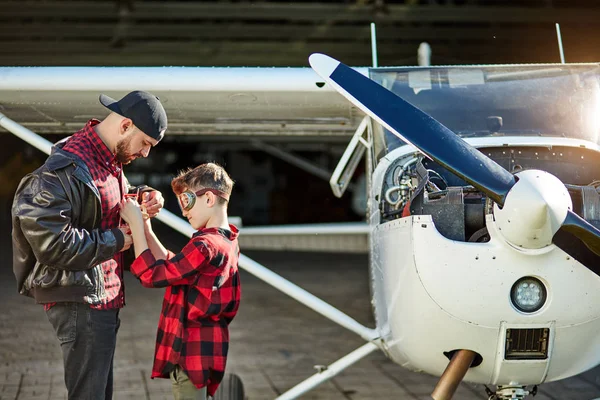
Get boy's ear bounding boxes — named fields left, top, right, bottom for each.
left=206, top=191, right=215, bottom=208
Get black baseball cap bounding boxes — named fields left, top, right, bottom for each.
left=99, top=90, right=168, bottom=141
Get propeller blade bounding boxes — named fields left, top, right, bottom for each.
left=552, top=211, right=600, bottom=276
left=559, top=210, right=600, bottom=255
left=309, top=53, right=516, bottom=205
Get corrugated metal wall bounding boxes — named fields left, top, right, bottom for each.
left=1, top=0, right=599, bottom=67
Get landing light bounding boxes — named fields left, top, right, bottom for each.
left=510, top=277, right=547, bottom=313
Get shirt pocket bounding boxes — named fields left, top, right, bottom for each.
left=188, top=275, right=225, bottom=320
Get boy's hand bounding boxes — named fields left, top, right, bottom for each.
left=120, top=198, right=144, bottom=230
left=141, top=191, right=164, bottom=218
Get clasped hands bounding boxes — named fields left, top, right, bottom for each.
left=118, top=190, right=164, bottom=251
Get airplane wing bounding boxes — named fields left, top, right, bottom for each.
left=0, top=66, right=367, bottom=137
left=0, top=66, right=370, bottom=253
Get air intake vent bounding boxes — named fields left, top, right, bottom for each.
left=505, top=328, right=549, bottom=360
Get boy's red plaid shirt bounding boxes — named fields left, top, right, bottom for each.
left=130, top=225, right=241, bottom=396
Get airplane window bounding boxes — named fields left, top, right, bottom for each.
left=369, top=64, right=600, bottom=162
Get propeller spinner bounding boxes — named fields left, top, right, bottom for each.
left=309, top=53, right=600, bottom=275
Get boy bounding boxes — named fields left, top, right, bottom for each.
left=119, top=163, right=240, bottom=400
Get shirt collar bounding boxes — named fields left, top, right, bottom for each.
left=84, top=119, right=121, bottom=172
left=193, top=224, right=239, bottom=241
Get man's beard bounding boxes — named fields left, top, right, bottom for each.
left=115, top=136, right=134, bottom=164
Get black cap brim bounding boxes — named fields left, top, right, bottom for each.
left=99, top=94, right=123, bottom=115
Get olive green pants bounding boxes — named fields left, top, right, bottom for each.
left=170, top=365, right=208, bottom=400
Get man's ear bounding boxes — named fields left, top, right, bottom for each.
left=120, top=118, right=134, bottom=136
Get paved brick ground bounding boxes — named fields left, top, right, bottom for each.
left=2, top=222, right=600, bottom=400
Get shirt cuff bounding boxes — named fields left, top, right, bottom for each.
left=111, top=228, right=125, bottom=252
left=130, top=248, right=156, bottom=277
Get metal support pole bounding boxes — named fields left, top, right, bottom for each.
left=251, top=140, right=332, bottom=183
left=240, top=222, right=368, bottom=236
left=157, top=207, right=378, bottom=342
left=418, top=42, right=432, bottom=67
left=151, top=209, right=377, bottom=341
left=276, top=342, right=380, bottom=400
left=555, top=23, right=565, bottom=64
left=237, top=253, right=378, bottom=342
left=155, top=211, right=378, bottom=342
left=370, top=23, right=378, bottom=68
left=329, top=116, right=369, bottom=198
left=0, top=112, right=53, bottom=155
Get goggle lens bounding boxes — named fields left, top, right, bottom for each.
left=178, top=191, right=196, bottom=212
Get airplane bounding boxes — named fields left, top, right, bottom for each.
left=2, top=53, right=600, bottom=400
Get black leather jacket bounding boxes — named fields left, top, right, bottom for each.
left=12, top=144, right=126, bottom=304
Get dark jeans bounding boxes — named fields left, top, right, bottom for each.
left=46, top=302, right=120, bottom=400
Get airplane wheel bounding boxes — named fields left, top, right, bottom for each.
left=213, top=373, right=245, bottom=400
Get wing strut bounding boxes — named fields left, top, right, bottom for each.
left=330, top=115, right=371, bottom=197
left=276, top=342, right=380, bottom=400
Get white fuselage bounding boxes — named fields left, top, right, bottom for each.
left=369, top=137, right=600, bottom=386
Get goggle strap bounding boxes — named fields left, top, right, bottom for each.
left=179, top=188, right=230, bottom=211
left=195, top=188, right=230, bottom=201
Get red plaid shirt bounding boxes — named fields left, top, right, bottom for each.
left=44, top=119, right=126, bottom=310
left=130, top=225, right=241, bottom=396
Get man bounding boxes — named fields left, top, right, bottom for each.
left=11, top=90, right=168, bottom=400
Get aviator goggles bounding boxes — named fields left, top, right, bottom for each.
left=177, top=188, right=230, bottom=212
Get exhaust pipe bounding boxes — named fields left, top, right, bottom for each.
left=431, top=349, right=477, bottom=400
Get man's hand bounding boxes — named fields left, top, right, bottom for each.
left=118, top=227, right=133, bottom=252
left=141, top=190, right=164, bottom=218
